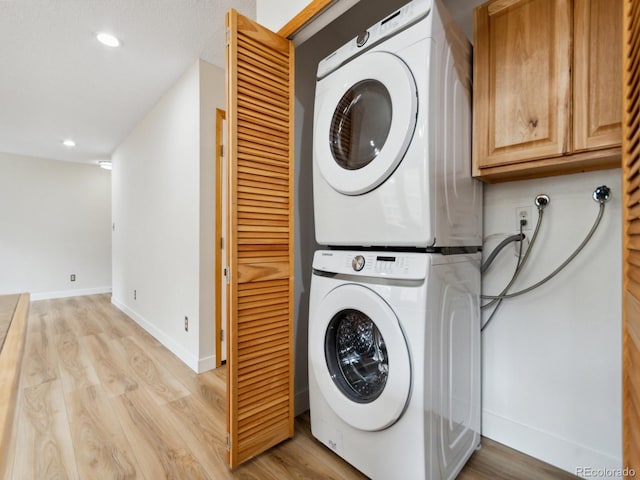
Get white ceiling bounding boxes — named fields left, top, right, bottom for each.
left=0, top=0, right=255, bottom=165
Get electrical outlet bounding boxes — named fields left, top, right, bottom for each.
left=70, top=274, right=76, bottom=282
left=134, top=289, right=137, bottom=300
left=184, top=316, right=189, bottom=332
left=515, top=206, right=532, bottom=231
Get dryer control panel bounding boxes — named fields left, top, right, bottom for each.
left=316, top=0, right=431, bottom=79
left=313, top=250, right=429, bottom=280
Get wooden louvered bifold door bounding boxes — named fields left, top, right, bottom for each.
left=225, top=9, right=295, bottom=469
left=623, top=0, right=640, bottom=474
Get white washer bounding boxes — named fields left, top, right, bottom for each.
left=309, top=249, right=481, bottom=480
left=313, top=0, right=482, bottom=248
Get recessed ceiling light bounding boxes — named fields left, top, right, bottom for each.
left=96, top=32, right=120, bottom=48
left=98, top=161, right=112, bottom=170
left=62, top=139, right=76, bottom=147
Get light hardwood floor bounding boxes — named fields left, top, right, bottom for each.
left=3, top=294, right=579, bottom=479
left=0, top=294, right=19, bottom=352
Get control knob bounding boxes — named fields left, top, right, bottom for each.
left=356, top=30, right=370, bottom=47
left=352, top=255, right=365, bottom=271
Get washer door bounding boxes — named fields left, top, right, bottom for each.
left=310, top=283, right=411, bottom=431
left=315, top=51, right=418, bottom=195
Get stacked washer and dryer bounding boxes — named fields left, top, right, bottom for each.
left=308, top=0, right=483, bottom=479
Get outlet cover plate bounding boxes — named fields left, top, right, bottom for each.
left=516, top=206, right=532, bottom=231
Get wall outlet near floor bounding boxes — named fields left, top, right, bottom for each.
left=515, top=206, right=532, bottom=231
left=184, top=316, right=189, bottom=332
left=134, top=289, right=137, bottom=300
left=70, top=274, right=76, bottom=282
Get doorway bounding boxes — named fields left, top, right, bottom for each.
left=215, top=107, right=227, bottom=366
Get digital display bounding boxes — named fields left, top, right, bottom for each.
left=381, top=10, right=401, bottom=25
left=376, top=256, right=396, bottom=262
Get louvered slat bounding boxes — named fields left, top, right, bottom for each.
left=623, top=0, right=640, bottom=473
left=630, top=218, right=640, bottom=235
left=239, top=320, right=289, bottom=337
left=239, top=359, right=289, bottom=380
left=630, top=186, right=640, bottom=207
left=629, top=250, right=640, bottom=268
left=226, top=9, right=294, bottom=469
left=239, top=353, right=289, bottom=373
left=237, top=279, right=288, bottom=295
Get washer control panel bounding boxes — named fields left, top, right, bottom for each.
left=352, top=255, right=366, bottom=271
left=313, top=250, right=428, bottom=280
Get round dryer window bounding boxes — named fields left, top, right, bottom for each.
left=314, top=51, right=417, bottom=195
left=329, top=80, right=392, bottom=171
left=309, top=283, right=411, bottom=431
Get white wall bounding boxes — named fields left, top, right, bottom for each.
left=256, top=0, right=308, bottom=32
left=482, top=169, right=622, bottom=476
left=111, top=59, right=224, bottom=373
left=0, top=152, right=111, bottom=299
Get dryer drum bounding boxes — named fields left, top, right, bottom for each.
left=324, top=308, right=389, bottom=403
left=329, top=79, right=392, bottom=171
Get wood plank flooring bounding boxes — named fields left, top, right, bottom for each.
left=0, top=293, right=29, bottom=480
left=4, top=294, right=579, bottom=479
left=0, top=295, right=19, bottom=352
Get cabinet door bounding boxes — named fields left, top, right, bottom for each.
left=473, top=0, right=571, bottom=169
left=622, top=0, right=640, bottom=472
left=573, top=0, right=623, bottom=151
left=226, top=9, right=295, bottom=469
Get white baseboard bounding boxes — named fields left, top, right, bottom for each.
left=31, top=286, right=112, bottom=301
left=482, top=409, right=622, bottom=478
left=111, top=297, right=205, bottom=374
left=198, top=355, right=216, bottom=373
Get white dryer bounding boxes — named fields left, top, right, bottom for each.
left=313, top=0, right=482, bottom=248
left=308, top=249, right=481, bottom=480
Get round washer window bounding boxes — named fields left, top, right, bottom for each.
left=329, top=80, right=392, bottom=171
left=309, top=282, right=412, bottom=431
left=325, top=308, right=389, bottom=403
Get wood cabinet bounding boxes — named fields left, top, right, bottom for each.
left=472, top=0, right=622, bottom=183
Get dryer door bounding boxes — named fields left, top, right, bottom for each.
left=314, top=51, right=418, bottom=195
left=309, top=283, right=411, bottom=431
